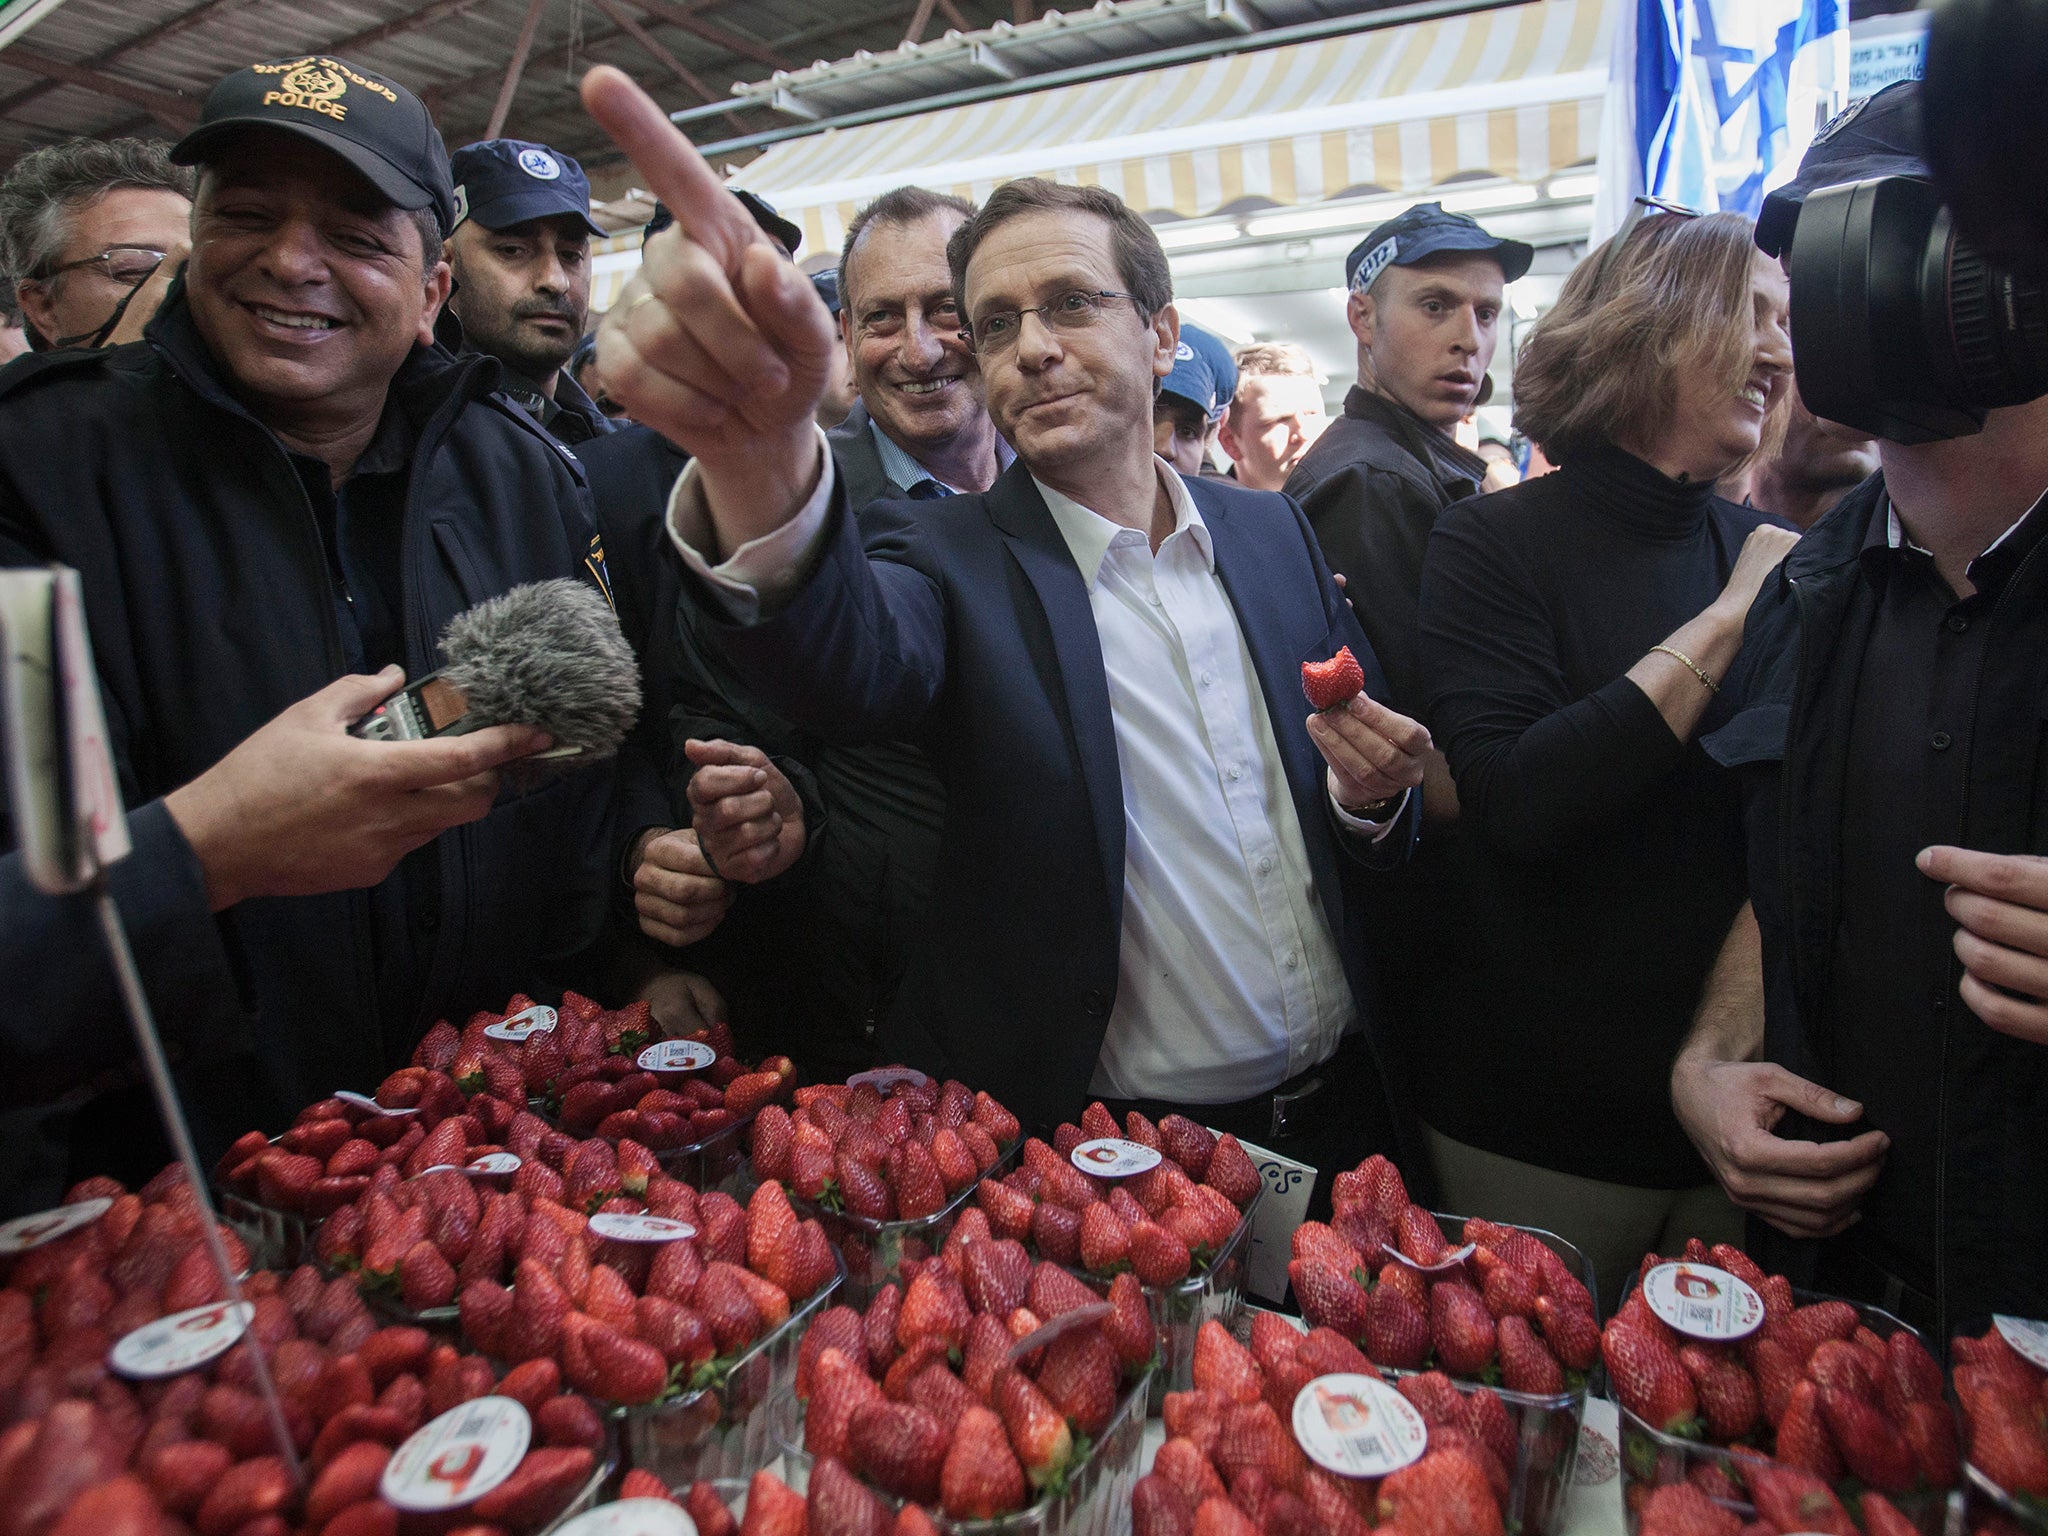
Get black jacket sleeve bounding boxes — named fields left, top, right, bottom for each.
left=1297, top=463, right=1442, bottom=716
left=1419, top=508, right=1686, bottom=864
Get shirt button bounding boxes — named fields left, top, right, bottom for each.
left=1228, top=768, right=1242, bottom=782
left=1285, top=951, right=1300, bottom=970
left=1945, top=613, right=1969, bottom=634
left=1201, top=670, right=1214, bottom=687
left=1258, top=857, right=1273, bottom=875
left=1931, top=730, right=1953, bottom=751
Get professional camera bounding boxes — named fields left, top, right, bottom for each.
left=1756, top=82, right=2048, bottom=444
left=1923, top=0, right=2048, bottom=279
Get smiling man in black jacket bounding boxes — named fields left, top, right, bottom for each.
left=0, top=57, right=617, bottom=1210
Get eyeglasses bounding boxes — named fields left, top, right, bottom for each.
left=961, top=289, right=1137, bottom=354
left=39, top=245, right=167, bottom=287
left=1582, top=196, right=1702, bottom=299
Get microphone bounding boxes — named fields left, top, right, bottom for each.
left=349, top=578, right=641, bottom=761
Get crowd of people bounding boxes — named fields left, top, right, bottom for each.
left=0, top=52, right=2042, bottom=1348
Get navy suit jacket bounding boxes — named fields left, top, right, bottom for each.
left=694, top=456, right=1421, bottom=1135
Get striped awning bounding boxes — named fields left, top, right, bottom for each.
left=727, top=0, right=1610, bottom=258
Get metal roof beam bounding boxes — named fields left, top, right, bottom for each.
left=628, top=0, right=790, bottom=70
left=0, top=43, right=198, bottom=130
left=0, top=0, right=260, bottom=124
left=483, top=0, right=547, bottom=138
left=585, top=0, right=752, bottom=129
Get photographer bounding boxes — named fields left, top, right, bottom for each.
left=1675, top=82, right=2048, bottom=1334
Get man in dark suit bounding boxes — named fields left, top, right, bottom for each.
left=584, top=70, right=1432, bottom=1181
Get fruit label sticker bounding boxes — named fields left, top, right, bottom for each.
left=466, top=1153, right=522, bottom=1176
left=588, top=1213, right=696, bottom=1243
left=109, top=1300, right=254, bottom=1379
left=1070, top=1138, right=1162, bottom=1178
left=637, top=1039, right=716, bottom=1072
left=382, top=1396, right=531, bottom=1512
left=551, top=1499, right=698, bottom=1536
left=1292, top=1374, right=1428, bottom=1479
left=1643, top=1262, right=1765, bottom=1341
left=1381, top=1241, right=1478, bottom=1274
left=335, top=1090, right=418, bottom=1117
left=484, top=1005, right=558, bottom=1042
left=1994, top=1316, right=2048, bottom=1372
left=1008, top=1301, right=1116, bottom=1361
left=847, top=1066, right=929, bottom=1091
left=0, top=1196, right=111, bottom=1255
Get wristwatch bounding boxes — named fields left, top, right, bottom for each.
left=1341, top=794, right=1402, bottom=821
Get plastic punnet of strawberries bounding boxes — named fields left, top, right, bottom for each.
left=969, top=1102, right=1262, bottom=1289
left=1952, top=1320, right=2048, bottom=1514
left=1605, top=1239, right=1959, bottom=1536
left=1130, top=1316, right=1518, bottom=1536
left=414, top=993, right=792, bottom=1152
left=644, top=1466, right=947, bottom=1536
left=775, top=1214, right=1157, bottom=1526
left=1, top=1171, right=608, bottom=1536
left=1283, top=1154, right=1599, bottom=1397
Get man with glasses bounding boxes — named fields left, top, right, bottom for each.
left=0, top=138, right=193, bottom=351
left=586, top=69, right=1430, bottom=1189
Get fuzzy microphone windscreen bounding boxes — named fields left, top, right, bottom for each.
left=438, top=578, right=640, bottom=757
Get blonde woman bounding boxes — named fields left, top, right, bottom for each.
left=1410, top=209, right=1797, bottom=1307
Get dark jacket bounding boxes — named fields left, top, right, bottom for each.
left=0, top=289, right=614, bottom=1210
left=691, top=459, right=1421, bottom=1137
left=1705, top=476, right=2048, bottom=1334
left=1283, top=386, right=1487, bottom=716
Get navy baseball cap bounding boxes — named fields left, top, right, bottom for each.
left=811, top=268, right=841, bottom=315
left=172, top=57, right=456, bottom=236
left=1161, top=322, right=1232, bottom=421
left=1344, top=201, right=1534, bottom=291
left=1755, top=81, right=1929, bottom=257
left=451, top=139, right=603, bottom=237
left=644, top=189, right=802, bottom=255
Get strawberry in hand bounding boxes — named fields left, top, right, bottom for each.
left=1301, top=646, right=1366, bottom=711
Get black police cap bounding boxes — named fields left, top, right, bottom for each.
left=451, top=139, right=604, bottom=238
left=173, top=57, right=456, bottom=236
left=1344, top=201, right=1534, bottom=291
left=1755, top=81, right=1931, bottom=257
left=644, top=189, right=803, bottom=256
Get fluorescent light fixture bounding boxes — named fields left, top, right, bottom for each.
left=1153, top=221, right=1239, bottom=251
left=1437, top=184, right=1539, bottom=214
left=0, top=0, right=75, bottom=48
left=1244, top=202, right=1391, bottom=239
left=1545, top=173, right=1601, bottom=201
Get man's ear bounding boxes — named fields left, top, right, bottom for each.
left=839, top=303, right=856, bottom=363
left=13, top=279, right=56, bottom=348
left=1217, top=416, right=1243, bottom=464
left=1153, top=301, right=1180, bottom=381
left=416, top=258, right=454, bottom=347
left=1346, top=288, right=1376, bottom=349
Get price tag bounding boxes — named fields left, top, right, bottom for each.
left=484, top=1005, right=558, bottom=1043
left=588, top=1213, right=696, bottom=1243
left=1008, top=1302, right=1115, bottom=1360
left=0, top=1197, right=111, bottom=1255
left=109, top=1301, right=254, bottom=1379
left=1643, top=1263, right=1765, bottom=1342
left=381, top=1397, right=531, bottom=1512
left=1995, top=1316, right=2048, bottom=1371
left=1382, top=1241, right=1478, bottom=1274
left=466, top=1153, right=521, bottom=1176
left=638, top=1040, right=716, bottom=1072
left=847, top=1067, right=929, bottom=1092
left=551, top=1500, right=698, bottom=1536
left=336, top=1090, right=418, bottom=1118
left=1069, top=1138, right=1162, bottom=1178
left=1292, top=1373, right=1428, bottom=1478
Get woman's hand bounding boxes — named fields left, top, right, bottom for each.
left=1712, top=524, right=1801, bottom=624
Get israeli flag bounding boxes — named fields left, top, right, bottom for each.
left=1593, top=0, right=1850, bottom=240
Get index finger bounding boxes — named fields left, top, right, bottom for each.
left=1348, top=692, right=1431, bottom=756
left=1736, top=1127, right=1890, bottom=1180
left=581, top=67, right=754, bottom=264
left=1918, top=844, right=2048, bottom=902
left=374, top=723, right=551, bottom=790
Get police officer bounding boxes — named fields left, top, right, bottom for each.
left=811, top=267, right=858, bottom=430
left=1284, top=203, right=1531, bottom=724
left=1677, top=83, right=2048, bottom=1334
left=1151, top=321, right=1234, bottom=476
left=445, top=138, right=612, bottom=444
left=0, top=57, right=619, bottom=1208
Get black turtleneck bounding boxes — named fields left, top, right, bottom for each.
left=1412, top=444, right=1777, bottom=1186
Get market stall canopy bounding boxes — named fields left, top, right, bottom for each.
left=723, top=0, right=1607, bottom=257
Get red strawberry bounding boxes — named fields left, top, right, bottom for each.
left=807, top=1347, right=885, bottom=1462
left=1603, top=1317, right=1698, bottom=1434
left=1365, top=1283, right=1431, bottom=1370
left=1774, top=1379, right=1844, bottom=1480
left=398, top=1241, right=456, bottom=1311
left=1817, top=1382, right=1917, bottom=1492
left=837, top=1154, right=895, bottom=1222
left=1157, top=1116, right=1216, bottom=1181
left=864, top=1284, right=903, bottom=1374
left=848, top=1401, right=950, bottom=1503
left=1500, top=1315, right=1565, bottom=1397
left=1131, top=1221, right=1192, bottom=1287
left=943, top=1403, right=1029, bottom=1519
left=687, top=1483, right=741, bottom=1536
left=142, top=1440, right=233, bottom=1518
left=1377, top=1448, right=1503, bottom=1536
left=762, top=1219, right=837, bottom=1304
left=929, top=1127, right=979, bottom=1194
left=1302, top=647, right=1366, bottom=711
left=1132, top=1474, right=1197, bottom=1536
left=634, top=1295, right=716, bottom=1370
left=564, top=1315, right=670, bottom=1405
left=1859, top=1493, right=1923, bottom=1536
left=1883, top=1328, right=1946, bottom=1416
left=897, top=1266, right=971, bottom=1352
left=1192, top=1318, right=1264, bottom=1403
left=1901, top=1398, right=1960, bottom=1488
left=1214, top=1398, right=1309, bottom=1493
left=1431, top=1284, right=1498, bottom=1376
left=195, top=1456, right=295, bottom=1536
left=807, top=1455, right=892, bottom=1536
left=1289, top=1257, right=1369, bottom=1340
left=993, top=1367, right=1074, bottom=1488
left=1203, top=1134, right=1262, bottom=1208
left=1534, top=1295, right=1600, bottom=1372
left=1025, top=1261, right=1102, bottom=1321
left=723, top=1072, right=785, bottom=1119
left=891, top=1141, right=948, bottom=1221
left=751, top=1105, right=796, bottom=1183
left=963, top=1237, right=1033, bottom=1318
left=977, top=1179, right=1035, bottom=1243
left=1080, top=1102, right=1121, bottom=1140
left=961, top=1311, right=1015, bottom=1399
left=1747, top=1333, right=1801, bottom=1427
left=1639, top=1482, right=1743, bottom=1536
left=1030, top=1201, right=1083, bottom=1266
left=973, top=1092, right=1021, bottom=1144
left=471, top=1446, right=595, bottom=1527
left=1038, top=1325, right=1121, bottom=1437
left=1738, top=1459, right=1856, bottom=1536
left=1104, top=1270, right=1157, bottom=1369
left=1080, top=1202, right=1133, bottom=1274
left=695, top=1262, right=765, bottom=1353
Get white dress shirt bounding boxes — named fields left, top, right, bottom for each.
left=665, top=431, right=1401, bottom=1103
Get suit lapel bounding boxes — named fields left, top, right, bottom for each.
left=1198, top=480, right=1337, bottom=878
left=985, top=462, right=1126, bottom=919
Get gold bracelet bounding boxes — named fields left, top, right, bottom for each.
left=1652, top=644, right=1719, bottom=693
